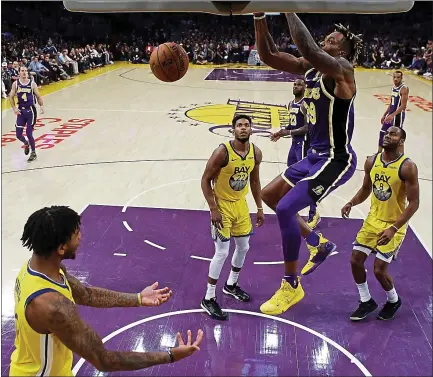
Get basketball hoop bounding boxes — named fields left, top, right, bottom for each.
left=63, top=0, right=415, bottom=15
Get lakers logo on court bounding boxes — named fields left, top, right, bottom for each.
left=229, top=165, right=250, bottom=191
left=168, top=99, right=290, bottom=137
left=372, top=173, right=392, bottom=201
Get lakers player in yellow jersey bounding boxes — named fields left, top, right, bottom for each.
left=341, top=126, right=419, bottom=321
left=10, top=206, right=204, bottom=376
left=201, top=114, right=264, bottom=320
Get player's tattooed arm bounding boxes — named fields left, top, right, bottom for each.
left=284, top=13, right=352, bottom=80
left=60, top=264, right=141, bottom=308
left=201, top=145, right=227, bottom=211
left=31, top=292, right=173, bottom=372
left=253, top=13, right=312, bottom=74
left=393, top=160, right=419, bottom=230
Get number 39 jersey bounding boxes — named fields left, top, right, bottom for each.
left=303, top=68, right=355, bottom=152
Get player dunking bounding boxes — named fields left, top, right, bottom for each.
left=270, top=78, right=320, bottom=229
left=10, top=206, right=203, bottom=375
left=342, top=126, right=419, bottom=321
left=254, top=13, right=363, bottom=315
left=201, top=114, right=264, bottom=320
left=378, top=71, right=409, bottom=152
left=8, top=66, right=44, bottom=162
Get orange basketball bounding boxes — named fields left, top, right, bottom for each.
left=149, top=42, right=189, bottom=82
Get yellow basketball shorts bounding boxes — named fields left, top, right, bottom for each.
left=353, top=214, right=407, bottom=263
left=211, top=197, right=253, bottom=242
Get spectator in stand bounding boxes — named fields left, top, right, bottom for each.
left=8, top=61, right=19, bottom=84
left=2, top=62, right=12, bottom=96
left=41, top=55, right=61, bottom=82
left=131, top=48, right=143, bottom=64
left=28, top=56, right=49, bottom=86
left=214, top=43, right=228, bottom=64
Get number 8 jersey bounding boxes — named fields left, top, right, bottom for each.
left=303, top=68, right=355, bottom=153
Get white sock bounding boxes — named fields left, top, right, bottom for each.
left=356, top=282, right=371, bottom=302
left=227, top=270, right=240, bottom=285
left=205, top=283, right=216, bottom=300
left=385, top=287, right=398, bottom=303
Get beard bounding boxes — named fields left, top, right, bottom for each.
left=62, top=249, right=76, bottom=260
left=382, top=143, right=399, bottom=152
left=235, top=136, right=250, bottom=143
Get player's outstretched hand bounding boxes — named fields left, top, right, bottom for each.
left=171, top=330, right=204, bottom=362
left=139, top=282, right=172, bottom=307
left=341, top=202, right=352, bottom=219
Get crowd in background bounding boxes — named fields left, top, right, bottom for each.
left=2, top=1, right=432, bottom=96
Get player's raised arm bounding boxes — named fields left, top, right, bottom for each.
left=27, top=291, right=203, bottom=372
left=285, top=13, right=361, bottom=81
left=253, top=13, right=312, bottom=75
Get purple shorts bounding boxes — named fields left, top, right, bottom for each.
left=282, top=146, right=357, bottom=203
left=287, top=139, right=308, bottom=167
left=16, top=106, right=37, bottom=129
left=378, top=112, right=405, bottom=146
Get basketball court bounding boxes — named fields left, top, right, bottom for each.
left=1, top=62, right=432, bottom=376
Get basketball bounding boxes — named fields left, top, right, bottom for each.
left=149, top=42, right=189, bottom=82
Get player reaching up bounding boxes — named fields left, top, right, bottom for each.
left=253, top=12, right=363, bottom=315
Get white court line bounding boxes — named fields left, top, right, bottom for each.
left=2, top=67, right=124, bottom=113
left=144, top=240, right=166, bottom=250
left=190, top=255, right=213, bottom=262
left=203, top=70, right=214, bottom=80
left=122, top=221, right=133, bottom=232
left=409, top=225, right=432, bottom=258
left=113, top=253, right=127, bottom=257
left=71, top=308, right=372, bottom=376
left=121, top=178, right=199, bottom=212
left=78, top=204, right=90, bottom=215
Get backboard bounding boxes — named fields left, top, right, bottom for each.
left=63, top=0, right=415, bottom=15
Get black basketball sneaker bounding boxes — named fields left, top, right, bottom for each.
left=350, top=298, right=378, bottom=321
left=201, top=297, right=228, bottom=321
left=377, top=297, right=402, bottom=320
left=222, top=282, right=250, bottom=302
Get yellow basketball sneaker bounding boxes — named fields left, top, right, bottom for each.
left=307, top=211, right=321, bottom=229
left=260, top=278, right=305, bottom=315
left=301, top=233, right=337, bottom=275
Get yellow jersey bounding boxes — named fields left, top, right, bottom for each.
left=213, top=141, right=256, bottom=202
left=9, top=261, right=75, bottom=376
left=369, top=152, right=409, bottom=223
